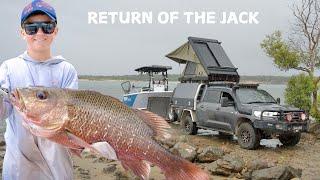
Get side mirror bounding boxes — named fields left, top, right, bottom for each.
left=221, top=97, right=234, bottom=107
left=121, top=81, right=131, bottom=94
left=276, top=98, right=281, bottom=104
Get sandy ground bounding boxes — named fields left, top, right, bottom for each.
left=72, top=123, right=320, bottom=180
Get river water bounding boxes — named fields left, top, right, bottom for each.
left=79, top=80, right=286, bottom=101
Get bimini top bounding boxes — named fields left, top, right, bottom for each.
left=166, top=37, right=240, bottom=83
left=135, top=65, right=172, bottom=73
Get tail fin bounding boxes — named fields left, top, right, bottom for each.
left=161, top=155, right=209, bottom=180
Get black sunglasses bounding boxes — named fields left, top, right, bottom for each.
left=23, top=21, right=56, bottom=35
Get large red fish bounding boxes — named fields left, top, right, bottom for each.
left=10, top=87, right=209, bottom=180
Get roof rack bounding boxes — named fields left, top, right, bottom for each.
left=207, top=82, right=259, bottom=89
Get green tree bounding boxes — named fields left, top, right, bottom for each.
left=285, top=74, right=313, bottom=111
left=261, top=0, right=320, bottom=120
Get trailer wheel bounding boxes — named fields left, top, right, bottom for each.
left=279, top=133, right=301, bottom=146
left=237, top=122, right=261, bottom=149
left=181, top=115, right=198, bottom=135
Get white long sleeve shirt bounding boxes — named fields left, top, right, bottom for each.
left=0, top=52, right=78, bottom=180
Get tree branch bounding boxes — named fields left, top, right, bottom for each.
left=315, top=76, right=320, bottom=84
left=294, top=66, right=311, bottom=73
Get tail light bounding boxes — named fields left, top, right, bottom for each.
left=300, top=113, right=306, bottom=121
left=285, top=113, right=293, bottom=122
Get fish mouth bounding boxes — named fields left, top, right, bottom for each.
left=10, top=89, right=26, bottom=112
left=10, top=89, right=43, bottom=125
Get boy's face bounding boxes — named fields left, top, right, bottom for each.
left=20, top=14, right=58, bottom=53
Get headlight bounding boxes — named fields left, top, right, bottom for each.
left=253, top=111, right=262, bottom=117
left=253, top=111, right=279, bottom=118
left=262, top=112, right=279, bottom=117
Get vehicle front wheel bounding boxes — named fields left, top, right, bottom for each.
left=279, top=133, right=301, bottom=146
left=237, top=122, right=261, bottom=150
left=181, top=115, right=198, bottom=135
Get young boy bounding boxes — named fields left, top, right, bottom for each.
left=0, top=0, right=78, bottom=179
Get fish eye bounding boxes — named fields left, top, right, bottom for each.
left=36, top=91, right=47, bottom=100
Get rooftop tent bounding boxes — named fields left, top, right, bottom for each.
left=166, top=37, right=240, bottom=83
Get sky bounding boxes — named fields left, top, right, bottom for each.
left=0, top=0, right=303, bottom=76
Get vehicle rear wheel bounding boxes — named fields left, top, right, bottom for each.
left=181, top=115, right=198, bottom=135
left=237, top=122, right=261, bottom=150
left=279, top=133, right=301, bottom=146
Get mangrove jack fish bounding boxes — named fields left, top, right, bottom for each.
left=10, top=87, right=209, bottom=180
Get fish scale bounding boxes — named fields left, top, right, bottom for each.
left=65, top=91, right=153, bottom=151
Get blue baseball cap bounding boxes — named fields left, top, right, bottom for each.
left=21, top=0, right=57, bottom=25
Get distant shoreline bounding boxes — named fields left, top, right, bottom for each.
left=78, top=75, right=289, bottom=84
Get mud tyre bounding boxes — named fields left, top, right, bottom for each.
left=181, top=115, right=198, bottom=135
left=279, top=133, right=301, bottom=146
left=237, top=122, right=261, bottom=150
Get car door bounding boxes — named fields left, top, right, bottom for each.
left=215, top=91, right=236, bottom=132
left=196, top=89, right=226, bottom=130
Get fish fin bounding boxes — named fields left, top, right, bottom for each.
left=120, top=157, right=150, bottom=180
left=133, top=109, right=171, bottom=139
left=160, top=154, right=209, bottom=180
left=69, top=148, right=82, bottom=158
left=66, top=133, right=118, bottom=160
left=66, top=132, right=100, bottom=154
left=91, top=142, right=118, bottom=160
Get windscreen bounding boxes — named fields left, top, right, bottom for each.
left=236, top=88, right=276, bottom=104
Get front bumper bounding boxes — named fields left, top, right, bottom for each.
left=253, top=120, right=309, bottom=133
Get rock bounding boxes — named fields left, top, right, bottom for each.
left=81, top=150, right=90, bottom=156
left=308, top=122, right=320, bottom=134
left=160, top=137, right=177, bottom=149
left=114, top=170, right=129, bottom=180
left=93, top=157, right=114, bottom=163
left=84, top=154, right=97, bottom=159
left=251, top=165, right=302, bottom=180
left=0, top=140, right=5, bottom=146
left=176, top=135, right=188, bottom=143
left=247, top=159, right=275, bottom=171
left=242, top=171, right=253, bottom=180
left=170, top=142, right=197, bottom=162
left=77, top=168, right=90, bottom=179
left=207, top=154, right=245, bottom=176
left=196, top=146, right=224, bottom=163
left=0, top=150, right=5, bottom=159
left=103, top=164, right=117, bottom=174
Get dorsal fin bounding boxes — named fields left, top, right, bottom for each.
left=132, top=109, right=171, bottom=140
